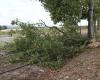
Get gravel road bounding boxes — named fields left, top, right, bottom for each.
left=0, top=35, right=14, bottom=43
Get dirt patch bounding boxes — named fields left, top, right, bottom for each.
left=0, top=54, right=56, bottom=80
left=55, top=48, right=100, bottom=80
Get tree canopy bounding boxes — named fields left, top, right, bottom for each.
left=39, top=0, right=100, bottom=38
left=39, top=0, right=83, bottom=25
left=39, top=0, right=100, bottom=25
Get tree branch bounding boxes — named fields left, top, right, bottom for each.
left=39, top=20, right=65, bottom=34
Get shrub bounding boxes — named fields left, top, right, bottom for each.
left=6, top=22, right=87, bottom=69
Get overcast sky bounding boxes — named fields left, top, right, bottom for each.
left=0, top=0, right=88, bottom=26
left=0, top=0, right=54, bottom=26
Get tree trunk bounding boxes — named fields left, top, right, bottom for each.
left=88, top=0, right=94, bottom=38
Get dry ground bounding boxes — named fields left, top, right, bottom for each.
left=0, top=48, right=100, bottom=80
left=55, top=48, right=100, bottom=80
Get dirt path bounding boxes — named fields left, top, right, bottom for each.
left=55, top=48, right=100, bottom=80
left=0, top=48, right=100, bottom=80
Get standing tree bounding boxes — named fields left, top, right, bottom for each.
left=81, top=0, right=100, bottom=35
left=39, top=0, right=100, bottom=39
left=88, top=0, right=94, bottom=38
left=94, top=0, right=100, bottom=32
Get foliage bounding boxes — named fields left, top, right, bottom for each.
left=38, top=0, right=100, bottom=23
left=6, top=22, right=87, bottom=69
left=39, top=0, right=83, bottom=25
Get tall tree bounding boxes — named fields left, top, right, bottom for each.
left=81, top=0, right=100, bottom=34
left=39, top=0, right=100, bottom=38
left=94, top=0, right=100, bottom=32
left=88, top=0, right=94, bottom=38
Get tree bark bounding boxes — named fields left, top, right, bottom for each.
left=88, top=0, right=94, bottom=38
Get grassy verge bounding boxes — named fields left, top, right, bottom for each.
left=0, top=31, right=9, bottom=35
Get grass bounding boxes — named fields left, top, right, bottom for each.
left=0, top=31, right=9, bottom=35
left=0, top=42, right=5, bottom=50
left=0, top=29, right=20, bottom=37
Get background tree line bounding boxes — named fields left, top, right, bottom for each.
left=0, top=25, right=7, bottom=30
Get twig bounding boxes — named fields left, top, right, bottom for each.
left=39, top=20, right=65, bottom=34
left=0, top=63, right=29, bottom=75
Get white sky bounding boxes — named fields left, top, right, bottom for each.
left=78, top=19, right=88, bottom=26
left=0, top=0, right=88, bottom=26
